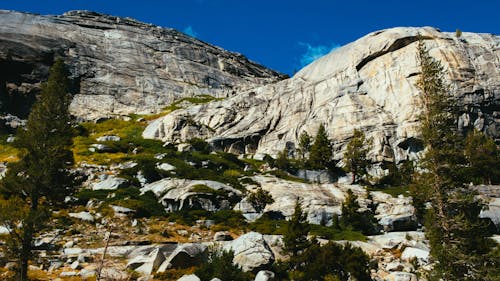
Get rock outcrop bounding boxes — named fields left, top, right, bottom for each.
left=144, top=27, right=499, bottom=168
left=0, top=10, right=286, bottom=119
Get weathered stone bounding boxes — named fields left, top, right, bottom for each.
left=89, top=143, right=114, bottom=152
left=214, top=231, right=233, bottom=241
left=157, top=243, right=207, bottom=272
left=0, top=10, right=285, bottom=120
left=144, top=27, right=499, bottom=170
left=480, top=197, right=500, bottom=231
left=96, top=135, right=121, bottom=142
left=127, top=248, right=165, bottom=275
left=385, top=272, right=418, bottom=281
left=157, top=163, right=176, bottom=172
left=141, top=178, right=242, bottom=212
left=69, top=211, right=95, bottom=222
left=255, top=270, right=275, bottom=281
left=177, top=274, right=201, bottom=281
left=401, top=247, right=429, bottom=262
left=222, top=231, right=274, bottom=272
left=91, top=176, right=127, bottom=190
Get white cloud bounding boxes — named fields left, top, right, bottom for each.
left=298, top=42, right=340, bottom=68
left=183, top=26, right=198, bottom=38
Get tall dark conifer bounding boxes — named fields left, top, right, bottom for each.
left=413, top=38, right=496, bottom=280
left=0, top=59, right=75, bottom=280
left=308, top=124, right=333, bottom=170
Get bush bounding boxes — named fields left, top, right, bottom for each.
left=195, top=247, right=253, bottom=281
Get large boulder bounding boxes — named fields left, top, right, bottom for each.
left=157, top=243, right=207, bottom=272
left=222, top=232, right=274, bottom=272
left=127, top=248, right=165, bottom=275
left=0, top=10, right=285, bottom=120
left=141, top=178, right=242, bottom=212
left=144, top=27, right=499, bottom=170
left=91, top=175, right=128, bottom=190
left=480, top=197, right=500, bottom=232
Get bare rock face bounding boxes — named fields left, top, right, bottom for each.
left=144, top=27, right=499, bottom=167
left=0, top=10, right=286, bottom=119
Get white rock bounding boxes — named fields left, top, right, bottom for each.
left=401, top=247, right=429, bottom=262
left=141, top=178, right=242, bottom=212
left=64, top=247, right=83, bottom=256
left=157, top=163, right=176, bottom=172
left=111, top=205, right=135, bottom=214
left=59, top=271, right=78, bottom=277
left=177, top=274, right=201, bottom=281
left=127, top=248, right=165, bottom=275
left=222, top=232, right=274, bottom=272
left=91, top=176, right=127, bottom=190
left=96, top=135, right=121, bottom=142
left=254, top=270, right=275, bottom=281
left=69, top=211, right=94, bottom=222
left=385, top=271, right=418, bottom=281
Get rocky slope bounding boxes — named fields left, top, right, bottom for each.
left=0, top=10, right=286, bottom=119
left=144, top=27, right=499, bottom=168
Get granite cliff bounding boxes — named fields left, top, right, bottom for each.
left=0, top=10, right=286, bottom=119
left=143, top=27, right=499, bottom=168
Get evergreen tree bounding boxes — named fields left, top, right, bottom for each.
left=0, top=59, right=75, bottom=280
left=340, top=189, right=379, bottom=235
left=308, top=124, right=333, bottom=170
left=195, top=247, right=251, bottom=281
left=343, top=129, right=372, bottom=184
left=283, top=200, right=311, bottom=258
left=413, top=38, right=496, bottom=280
left=297, top=131, right=312, bottom=161
left=464, top=129, right=499, bottom=184
left=247, top=187, right=274, bottom=213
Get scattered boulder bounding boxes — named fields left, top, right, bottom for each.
left=158, top=243, right=207, bottom=272
left=480, top=197, right=500, bottom=232
left=91, top=176, right=128, bottom=190
left=157, top=163, right=176, bottom=172
left=177, top=274, right=201, bottom=281
left=223, top=232, right=274, bottom=272
left=401, top=247, right=429, bottom=262
left=69, top=211, right=95, bottom=222
left=89, top=143, right=114, bottom=152
left=385, top=271, right=418, bottom=281
left=141, top=179, right=242, bottom=212
left=96, top=135, right=121, bottom=142
left=111, top=205, right=136, bottom=216
left=214, top=231, right=233, bottom=241
left=255, top=270, right=275, bottom=281
left=127, top=248, right=165, bottom=275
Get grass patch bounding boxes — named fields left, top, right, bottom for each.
left=309, top=224, right=367, bottom=241
left=75, top=186, right=166, bottom=218
left=367, top=185, right=410, bottom=197
left=0, top=134, right=20, bottom=162
left=265, top=170, right=308, bottom=183
left=72, top=119, right=167, bottom=165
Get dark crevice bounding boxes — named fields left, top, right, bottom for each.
left=356, top=36, right=432, bottom=72
left=406, top=72, right=420, bottom=78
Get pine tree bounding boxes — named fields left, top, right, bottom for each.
left=0, top=59, right=75, bottom=280
left=308, top=124, right=333, bottom=170
left=283, top=200, right=311, bottom=258
left=464, top=129, right=499, bottom=184
left=413, top=38, right=496, bottom=280
left=343, top=129, right=372, bottom=184
left=298, top=131, right=312, bottom=161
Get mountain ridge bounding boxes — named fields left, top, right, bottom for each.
left=0, top=10, right=287, bottom=119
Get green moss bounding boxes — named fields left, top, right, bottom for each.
left=309, top=224, right=367, bottom=241
left=266, top=170, right=308, bottom=183
left=367, top=185, right=409, bottom=198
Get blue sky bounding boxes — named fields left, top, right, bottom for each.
left=2, top=0, right=498, bottom=75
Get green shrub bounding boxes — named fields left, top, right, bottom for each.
left=195, top=247, right=253, bottom=281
